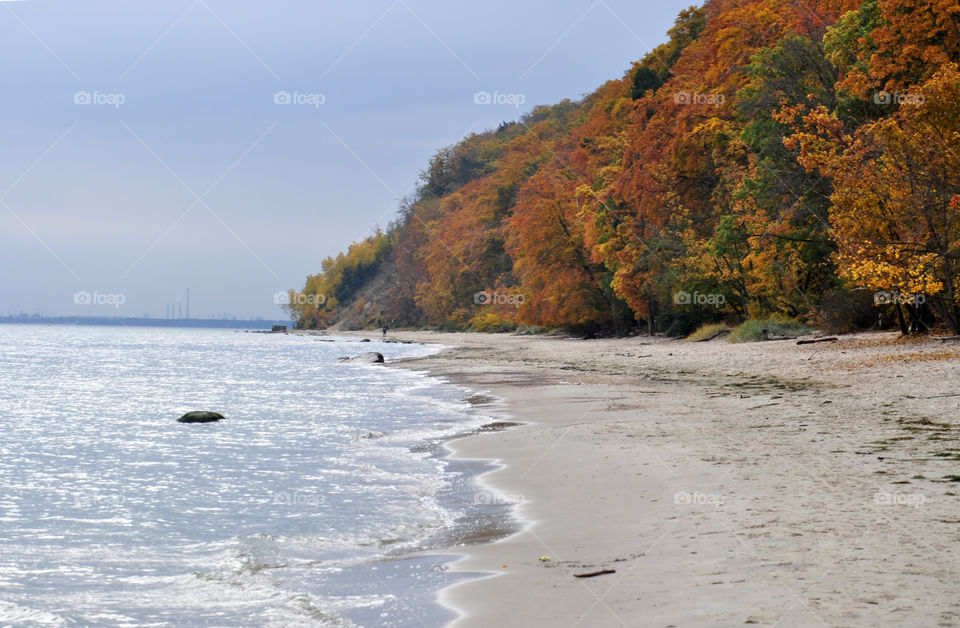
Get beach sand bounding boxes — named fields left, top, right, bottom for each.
left=367, top=330, right=960, bottom=626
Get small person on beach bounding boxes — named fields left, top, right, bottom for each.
left=382, top=324, right=388, bottom=338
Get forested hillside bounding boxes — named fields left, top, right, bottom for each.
left=286, top=0, right=960, bottom=337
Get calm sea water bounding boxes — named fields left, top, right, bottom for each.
left=0, top=325, right=505, bottom=627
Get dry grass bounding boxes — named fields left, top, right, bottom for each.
left=728, top=316, right=810, bottom=343
left=685, top=322, right=731, bottom=342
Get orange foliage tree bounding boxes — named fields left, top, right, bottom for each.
left=786, top=64, right=960, bottom=332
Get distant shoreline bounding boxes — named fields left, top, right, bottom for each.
left=0, top=316, right=283, bottom=329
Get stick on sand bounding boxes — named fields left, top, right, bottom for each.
left=573, top=569, right=616, bottom=578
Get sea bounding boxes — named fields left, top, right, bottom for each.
left=0, top=325, right=512, bottom=627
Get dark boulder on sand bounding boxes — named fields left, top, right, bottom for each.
left=177, top=411, right=225, bottom=423
left=338, top=352, right=385, bottom=364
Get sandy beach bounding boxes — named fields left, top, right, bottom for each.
left=374, top=331, right=960, bottom=627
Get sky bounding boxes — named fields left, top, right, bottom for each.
left=0, top=0, right=696, bottom=320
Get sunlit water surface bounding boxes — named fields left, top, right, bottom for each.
left=0, top=325, right=502, bottom=627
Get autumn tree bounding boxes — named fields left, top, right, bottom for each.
left=505, top=163, right=631, bottom=332
left=787, top=64, right=960, bottom=332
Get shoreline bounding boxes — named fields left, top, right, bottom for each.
left=370, top=330, right=960, bottom=627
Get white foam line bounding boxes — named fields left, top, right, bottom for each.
left=427, top=396, right=534, bottom=627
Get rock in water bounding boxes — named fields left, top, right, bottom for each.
left=177, top=411, right=225, bottom=423
left=338, top=352, right=385, bottom=364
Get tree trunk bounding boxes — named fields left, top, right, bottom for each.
left=647, top=293, right=656, bottom=336
left=894, top=301, right=909, bottom=335
left=928, top=297, right=960, bottom=335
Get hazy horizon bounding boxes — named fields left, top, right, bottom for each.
left=0, top=0, right=693, bottom=319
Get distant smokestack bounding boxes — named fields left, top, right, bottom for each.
left=186, top=288, right=190, bottom=320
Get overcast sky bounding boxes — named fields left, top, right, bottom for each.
left=0, top=0, right=695, bottom=320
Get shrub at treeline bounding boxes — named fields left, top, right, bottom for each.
left=287, top=0, right=960, bottom=337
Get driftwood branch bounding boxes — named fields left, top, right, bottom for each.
left=573, top=569, right=616, bottom=578
left=796, top=337, right=838, bottom=345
